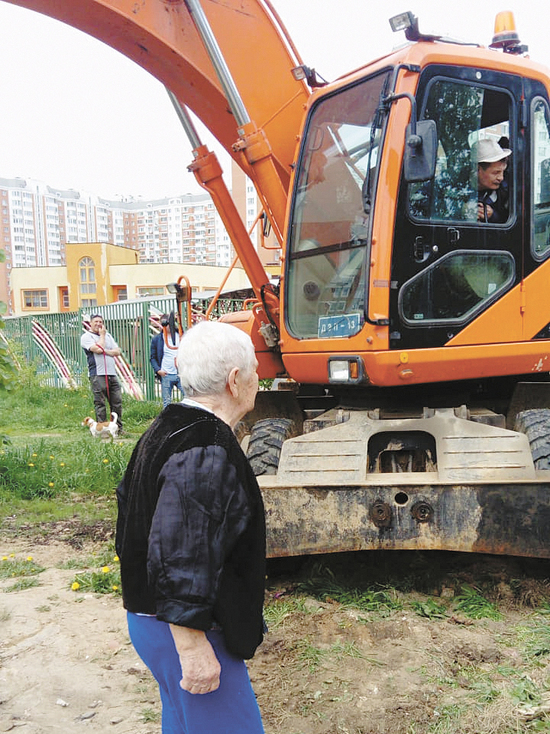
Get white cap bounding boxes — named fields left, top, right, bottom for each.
left=473, top=138, right=512, bottom=164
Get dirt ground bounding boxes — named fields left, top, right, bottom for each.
left=2, top=528, right=550, bottom=734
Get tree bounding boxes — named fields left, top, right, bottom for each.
left=0, top=249, right=17, bottom=390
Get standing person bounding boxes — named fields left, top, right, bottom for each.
left=81, top=314, right=123, bottom=432
left=150, top=312, right=184, bottom=409
left=474, top=139, right=512, bottom=223
left=116, top=321, right=265, bottom=734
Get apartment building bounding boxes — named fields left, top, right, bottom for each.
left=0, top=165, right=281, bottom=315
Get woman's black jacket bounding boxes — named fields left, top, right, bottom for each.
left=115, top=403, right=266, bottom=660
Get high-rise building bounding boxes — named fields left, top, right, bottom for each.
left=0, top=167, right=282, bottom=315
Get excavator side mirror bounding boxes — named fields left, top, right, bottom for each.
left=404, top=119, right=437, bottom=182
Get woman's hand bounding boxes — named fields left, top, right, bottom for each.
left=169, top=624, right=221, bottom=694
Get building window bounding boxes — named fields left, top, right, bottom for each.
left=137, top=286, right=165, bottom=296
left=58, top=286, right=70, bottom=311
left=79, top=257, right=97, bottom=302
left=22, top=289, right=48, bottom=309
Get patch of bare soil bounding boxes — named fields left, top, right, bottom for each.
left=2, top=532, right=550, bottom=734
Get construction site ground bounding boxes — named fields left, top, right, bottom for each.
left=2, top=519, right=550, bottom=734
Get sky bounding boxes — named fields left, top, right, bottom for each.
left=0, top=0, right=547, bottom=201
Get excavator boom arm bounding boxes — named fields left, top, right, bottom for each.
left=2, top=0, right=310, bottom=198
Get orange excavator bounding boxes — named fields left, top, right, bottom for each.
left=6, top=0, right=550, bottom=558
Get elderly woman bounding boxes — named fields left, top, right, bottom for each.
left=116, top=320, right=265, bottom=734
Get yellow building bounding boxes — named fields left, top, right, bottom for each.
left=10, top=242, right=252, bottom=316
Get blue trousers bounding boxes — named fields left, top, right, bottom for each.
left=161, top=374, right=184, bottom=408
left=127, top=613, right=265, bottom=734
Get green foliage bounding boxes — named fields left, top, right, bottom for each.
left=298, top=564, right=403, bottom=617
left=292, top=638, right=375, bottom=674
left=0, top=373, right=157, bottom=436
left=3, top=577, right=40, bottom=593
left=0, top=249, right=17, bottom=391
left=122, top=398, right=159, bottom=433
left=0, top=555, right=45, bottom=579
left=515, top=619, right=550, bottom=659
left=453, top=585, right=503, bottom=620
left=70, top=563, right=121, bottom=596
left=412, top=597, right=448, bottom=619
left=70, top=550, right=121, bottom=595
left=0, top=375, right=158, bottom=528
left=1, top=554, right=45, bottom=593
left=141, top=708, right=161, bottom=724
left=0, top=438, right=133, bottom=502
left=264, top=597, right=307, bottom=630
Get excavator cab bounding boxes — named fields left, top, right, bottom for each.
left=282, top=15, right=550, bottom=398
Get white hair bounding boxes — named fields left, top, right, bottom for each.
left=177, top=320, right=256, bottom=398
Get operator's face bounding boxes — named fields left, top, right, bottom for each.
left=478, top=160, right=507, bottom=191
left=90, top=317, right=104, bottom=334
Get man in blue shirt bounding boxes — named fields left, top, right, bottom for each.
left=150, top=313, right=184, bottom=409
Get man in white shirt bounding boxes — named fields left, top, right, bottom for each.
left=81, top=314, right=123, bottom=431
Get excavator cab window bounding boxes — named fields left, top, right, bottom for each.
left=532, top=97, right=550, bottom=260
left=398, top=249, right=515, bottom=324
left=408, top=79, right=512, bottom=224
left=286, top=70, right=391, bottom=339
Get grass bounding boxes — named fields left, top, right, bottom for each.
left=0, top=554, right=45, bottom=593
left=70, top=564, right=121, bottom=595
left=3, top=577, right=41, bottom=593
left=514, top=619, right=550, bottom=659
left=0, top=375, right=158, bottom=528
left=140, top=707, right=161, bottom=723
left=264, top=597, right=308, bottom=630
left=0, top=554, right=44, bottom=577
left=0, top=367, right=159, bottom=437
left=297, top=563, right=403, bottom=618
left=453, top=585, right=503, bottom=621
left=5, top=372, right=550, bottom=734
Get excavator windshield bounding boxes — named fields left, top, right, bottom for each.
left=286, top=70, right=391, bottom=339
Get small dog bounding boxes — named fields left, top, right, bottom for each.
left=82, top=412, right=119, bottom=439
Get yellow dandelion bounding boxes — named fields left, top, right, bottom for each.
left=112, top=585, right=119, bottom=591
left=101, top=566, right=110, bottom=574
left=49, top=455, right=54, bottom=460
left=59, top=462, right=65, bottom=467
left=26, top=556, right=33, bottom=562
left=32, top=453, right=37, bottom=457
left=102, top=459, right=109, bottom=464
left=28, top=462, right=34, bottom=467
left=2, top=556, right=7, bottom=561
left=48, top=482, right=55, bottom=487
left=113, top=555, right=120, bottom=563
left=71, top=581, right=80, bottom=591
left=9, top=553, right=15, bottom=558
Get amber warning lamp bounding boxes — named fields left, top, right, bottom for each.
left=490, top=11, right=528, bottom=54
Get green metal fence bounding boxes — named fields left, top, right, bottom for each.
left=4, top=296, right=246, bottom=401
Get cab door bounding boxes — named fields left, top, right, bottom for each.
left=389, top=65, right=524, bottom=351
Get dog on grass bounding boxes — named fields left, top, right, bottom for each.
left=82, top=412, right=119, bottom=439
